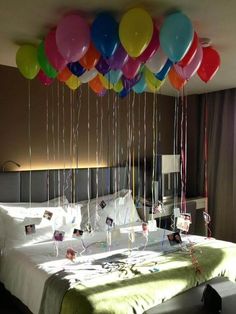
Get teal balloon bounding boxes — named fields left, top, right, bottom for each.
left=160, top=12, right=194, bottom=62
left=132, top=73, right=147, bottom=94
left=37, top=42, right=57, bottom=78
left=105, top=69, right=122, bottom=85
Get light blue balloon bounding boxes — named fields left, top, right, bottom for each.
left=155, top=59, right=173, bottom=81
left=105, top=69, right=122, bottom=85
left=132, top=74, right=147, bottom=94
left=160, top=12, right=194, bottom=62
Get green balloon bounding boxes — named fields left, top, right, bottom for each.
left=16, top=45, right=40, bottom=79
left=37, top=42, right=58, bottom=78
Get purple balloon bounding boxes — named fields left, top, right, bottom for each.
left=107, top=45, right=129, bottom=70
left=98, top=89, right=107, bottom=97
left=95, top=56, right=111, bottom=75
left=122, top=73, right=141, bottom=90
left=174, top=43, right=203, bottom=80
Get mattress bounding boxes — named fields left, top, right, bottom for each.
left=1, top=230, right=236, bottom=314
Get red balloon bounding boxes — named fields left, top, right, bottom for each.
left=79, top=42, right=101, bottom=70
left=122, top=56, right=141, bottom=79
left=45, top=29, right=67, bottom=71
left=197, top=47, right=221, bottom=83
left=137, top=24, right=160, bottom=63
left=179, top=32, right=198, bottom=67
left=37, top=70, right=54, bottom=86
left=57, top=67, right=72, bottom=82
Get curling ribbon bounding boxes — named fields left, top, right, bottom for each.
left=204, top=97, right=212, bottom=238
left=180, top=90, right=187, bottom=213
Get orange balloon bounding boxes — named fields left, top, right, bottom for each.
left=79, top=43, right=101, bottom=70
left=89, top=75, right=104, bottom=93
left=57, top=67, right=72, bottom=82
left=168, top=67, right=186, bottom=90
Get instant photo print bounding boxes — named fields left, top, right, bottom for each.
left=176, top=213, right=192, bottom=232
left=167, top=232, right=182, bottom=246
left=25, top=224, right=36, bottom=235
left=53, top=230, right=65, bottom=241
left=106, top=217, right=113, bottom=227
left=73, top=228, right=83, bottom=237
left=43, top=210, right=53, bottom=220
left=99, top=200, right=106, bottom=209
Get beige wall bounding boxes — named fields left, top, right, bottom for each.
left=0, top=65, right=176, bottom=171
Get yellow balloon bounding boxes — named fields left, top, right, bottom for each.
left=119, top=8, right=153, bottom=58
left=113, top=79, right=123, bottom=93
left=99, top=74, right=113, bottom=90
left=16, top=45, right=40, bottom=79
left=65, top=74, right=81, bottom=90
left=144, top=67, right=165, bottom=92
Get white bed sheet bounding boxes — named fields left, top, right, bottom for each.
left=0, top=228, right=206, bottom=314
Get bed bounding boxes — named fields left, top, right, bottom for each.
left=0, top=168, right=236, bottom=314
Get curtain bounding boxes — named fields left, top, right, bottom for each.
left=202, top=88, right=236, bottom=242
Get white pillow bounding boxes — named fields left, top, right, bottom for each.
left=0, top=196, right=68, bottom=241
left=0, top=198, right=82, bottom=249
left=80, top=190, right=140, bottom=231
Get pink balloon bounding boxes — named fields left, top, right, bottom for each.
left=174, top=43, right=203, bottom=80
left=45, top=30, right=67, bottom=71
left=137, top=24, right=160, bottom=63
left=146, top=46, right=167, bottom=73
left=37, top=70, right=54, bottom=86
left=56, top=14, right=90, bottom=62
left=122, top=56, right=141, bottom=79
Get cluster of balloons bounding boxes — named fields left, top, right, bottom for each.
left=15, top=9, right=221, bottom=96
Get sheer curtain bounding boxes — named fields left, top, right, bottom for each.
left=201, top=88, right=236, bottom=242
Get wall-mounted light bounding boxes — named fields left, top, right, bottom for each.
left=17, top=162, right=108, bottom=171
left=0, top=160, right=21, bottom=172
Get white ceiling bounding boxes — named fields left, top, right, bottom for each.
left=0, top=0, right=235, bottom=96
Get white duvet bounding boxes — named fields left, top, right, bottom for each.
left=0, top=228, right=206, bottom=314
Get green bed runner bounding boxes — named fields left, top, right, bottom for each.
left=61, top=240, right=236, bottom=314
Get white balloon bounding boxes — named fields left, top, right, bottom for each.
left=146, top=46, right=167, bottom=74
left=79, top=68, right=98, bottom=83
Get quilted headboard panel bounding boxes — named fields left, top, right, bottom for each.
left=0, top=166, right=144, bottom=203
left=0, top=172, right=20, bottom=202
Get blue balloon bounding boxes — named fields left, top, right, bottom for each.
left=160, top=12, right=194, bottom=62
left=105, top=69, right=122, bottom=85
left=91, top=13, right=119, bottom=58
left=119, top=88, right=130, bottom=98
left=67, top=62, right=85, bottom=77
left=132, top=74, right=147, bottom=94
left=155, top=59, right=173, bottom=81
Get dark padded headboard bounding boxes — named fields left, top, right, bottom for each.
left=0, top=166, right=144, bottom=203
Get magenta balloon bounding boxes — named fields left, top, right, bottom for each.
left=107, top=45, right=129, bottom=70
left=122, top=56, right=141, bottom=79
left=56, top=14, right=90, bottom=62
left=45, top=30, right=67, bottom=71
left=175, top=43, right=203, bottom=80
left=37, top=70, right=54, bottom=86
left=137, top=25, right=160, bottom=63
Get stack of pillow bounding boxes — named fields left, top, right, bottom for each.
left=0, top=197, right=81, bottom=250
left=0, top=189, right=140, bottom=251
left=79, top=189, right=140, bottom=231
